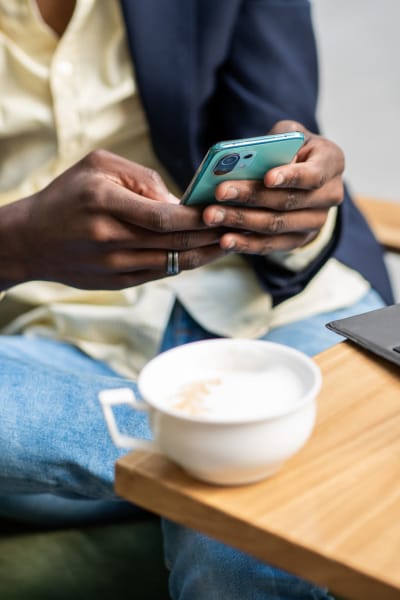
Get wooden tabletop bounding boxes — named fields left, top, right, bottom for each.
left=116, top=341, right=400, bottom=600
left=355, top=195, right=400, bottom=252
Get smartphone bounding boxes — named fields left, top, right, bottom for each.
left=181, top=131, right=305, bottom=206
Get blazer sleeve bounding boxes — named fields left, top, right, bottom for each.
left=203, top=0, right=321, bottom=143
left=202, top=0, right=338, bottom=304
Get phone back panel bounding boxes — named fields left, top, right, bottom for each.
left=181, top=132, right=304, bottom=206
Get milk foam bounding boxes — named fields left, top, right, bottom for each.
left=165, top=366, right=303, bottom=420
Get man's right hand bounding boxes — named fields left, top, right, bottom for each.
left=0, top=150, right=227, bottom=291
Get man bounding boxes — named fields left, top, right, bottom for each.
left=0, top=1, right=392, bottom=598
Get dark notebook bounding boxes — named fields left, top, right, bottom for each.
left=326, top=303, right=400, bottom=367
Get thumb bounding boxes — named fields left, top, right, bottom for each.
left=96, top=150, right=171, bottom=202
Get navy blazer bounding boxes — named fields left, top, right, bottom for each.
left=120, top=0, right=393, bottom=305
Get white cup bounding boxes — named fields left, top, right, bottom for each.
left=99, top=339, right=321, bottom=486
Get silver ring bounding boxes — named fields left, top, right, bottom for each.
left=166, top=250, right=180, bottom=275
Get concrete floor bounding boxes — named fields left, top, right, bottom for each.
left=312, top=0, right=400, bottom=299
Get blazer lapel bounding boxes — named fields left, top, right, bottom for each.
left=119, top=0, right=198, bottom=185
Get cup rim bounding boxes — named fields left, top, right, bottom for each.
left=138, top=339, right=322, bottom=424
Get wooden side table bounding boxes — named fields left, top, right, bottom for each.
left=116, top=342, right=400, bottom=600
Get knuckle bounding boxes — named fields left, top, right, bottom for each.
left=240, top=182, right=263, bottom=206
left=304, top=164, right=328, bottom=190
left=81, top=149, right=107, bottom=170
left=285, top=171, right=300, bottom=187
left=259, top=242, right=275, bottom=255
left=137, top=168, right=165, bottom=196
left=147, top=204, right=171, bottom=232
left=103, top=253, right=120, bottom=271
left=85, top=216, right=109, bottom=242
left=229, top=209, right=246, bottom=227
left=308, top=165, right=324, bottom=189
left=81, top=180, right=105, bottom=211
left=174, top=230, right=192, bottom=250
left=266, top=213, right=285, bottom=234
left=285, top=190, right=300, bottom=210
left=244, top=191, right=258, bottom=206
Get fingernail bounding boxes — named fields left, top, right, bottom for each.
left=222, top=186, right=239, bottom=200
left=223, top=237, right=236, bottom=251
left=273, top=173, right=285, bottom=186
left=210, top=208, right=225, bottom=224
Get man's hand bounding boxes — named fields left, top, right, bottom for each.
left=0, top=150, right=226, bottom=290
left=202, top=120, right=344, bottom=255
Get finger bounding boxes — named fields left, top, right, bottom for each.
left=214, top=179, right=266, bottom=204
left=82, top=149, right=172, bottom=202
left=211, top=177, right=343, bottom=212
left=85, top=216, right=226, bottom=250
left=265, top=160, right=344, bottom=191
left=219, top=231, right=315, bottom=255
left=147, top=228, right=227, bottom=250
left=97, top=179, right=212, bottom=233
left=90, top=243, right=226, bottom=274
left=265, top=140, right=345, bottom=190
left=164, top=244, right=227, bottom=272
left=58, top=244, right=226, bottom=290
left=203, top=205, right=328, bottom=234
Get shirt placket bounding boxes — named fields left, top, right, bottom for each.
left=50, top=40, right=84, bottom=160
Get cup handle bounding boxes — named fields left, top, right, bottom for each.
left=98, top=388, right=157, bottom=452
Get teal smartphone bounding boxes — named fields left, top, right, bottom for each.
left=181, top=131, right=305, bottom=206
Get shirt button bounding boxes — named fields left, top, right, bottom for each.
left=57, top=61, right=74, bottom=77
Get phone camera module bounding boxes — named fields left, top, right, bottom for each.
left=213, top=153, right=240, bottom=176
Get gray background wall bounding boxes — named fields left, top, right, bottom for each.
left=312, top=0, right=400, bottom=299
left=312, top=0, right=399, bottom=201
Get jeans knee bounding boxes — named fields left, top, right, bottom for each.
left=162, top=520, right=334, bottom=600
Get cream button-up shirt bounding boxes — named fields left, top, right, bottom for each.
left=0, top=0, right=369, bottom=378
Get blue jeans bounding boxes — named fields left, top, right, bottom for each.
left=0, top=289, right=385, bottom=599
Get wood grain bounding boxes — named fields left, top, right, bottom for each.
left=116, top=342, right=400, bottom=600
left=355, top=195, right=400, bottom=251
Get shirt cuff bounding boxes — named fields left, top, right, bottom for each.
left=266, top=207, right=338, bottom=273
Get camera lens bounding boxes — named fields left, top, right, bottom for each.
left=213, top=153, right=240, bottom=175
left=221, top=154, right=239, bottom=166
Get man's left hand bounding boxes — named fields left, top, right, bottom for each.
left=202, top=120, right=344, bottom=255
